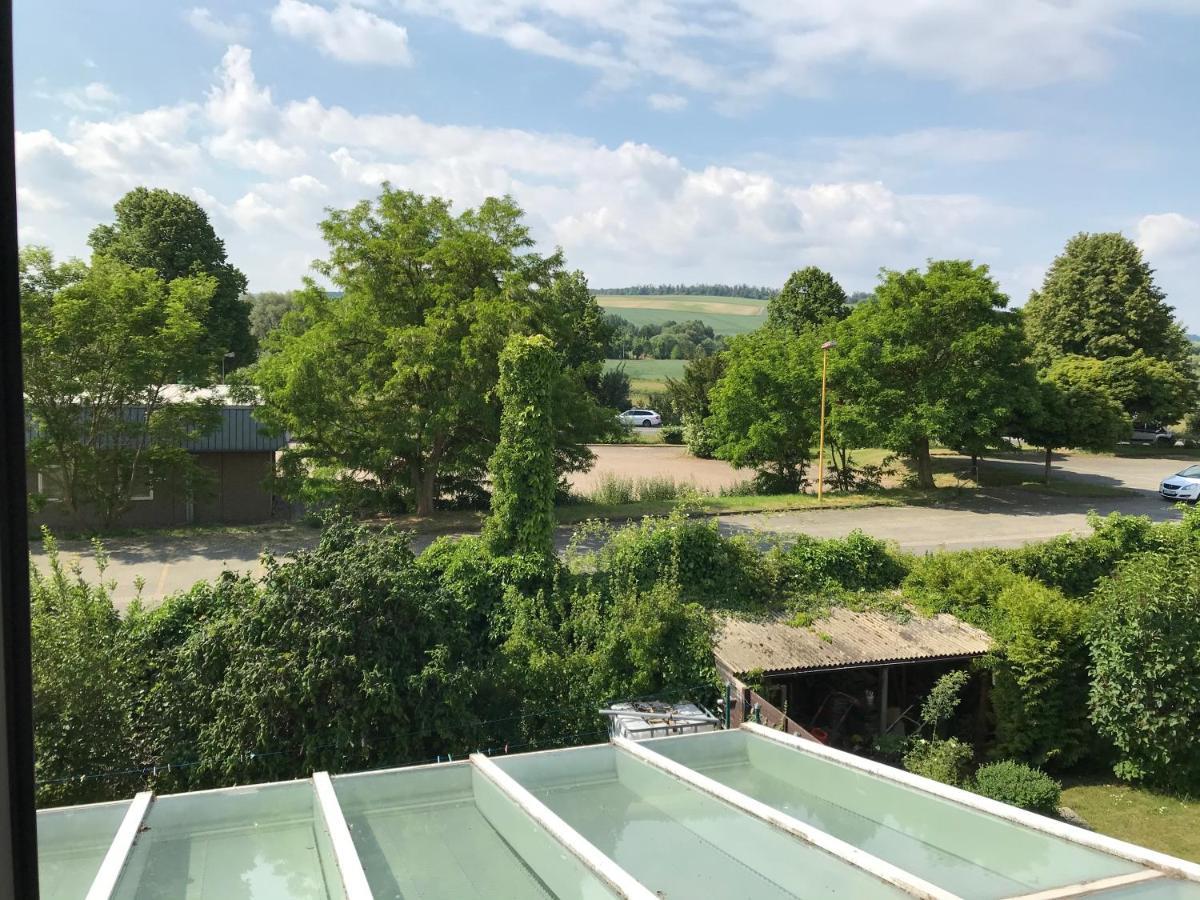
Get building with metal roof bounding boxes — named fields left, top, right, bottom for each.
left=37, top=724, right=1200, bottom=899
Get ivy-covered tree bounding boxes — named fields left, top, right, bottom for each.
left=830, top=261, right=1030, bottom=488
left=485, top=335, right=559, bottom=557
left=251, top=187, right=611, bottom=515
left=707, top=327, right=820, bottom=492
left=89, top=187, right=253, bottom=368
left=1019, top=356, right=1128, bottom=483
left=768, top=266, right=849, bottom=333
left=21, top=248, right=220, bottom=526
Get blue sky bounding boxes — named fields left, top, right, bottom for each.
left=14, top=1, right=1200, bottom=328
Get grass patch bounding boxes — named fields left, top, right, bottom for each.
left=605, top=358, right=687, bottom=396
left=556, top=490, right=906, bottom=525
left=595, top=295, right=767, bottom=334
left=1061, top=782, right=1200, bottom=863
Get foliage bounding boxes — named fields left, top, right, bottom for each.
left=1094, top=351, right=1197, bottom=425
left=485, top=335, right=560, bottom=556
left=1019, top=356, right=1128, bottom=481
left=1008, top=511, right=1160, bottom=598
left=89, top=187, right=253, bottom=367
left=603, top=314, right=726, bottom=359
left=682, top=414, right=719, bottom=459
left=1024, top=232, right=1194, bottom=371
left=767, top=266, right=849, bottom=332
left=902, top=549, right=1021, bottom=629
left=988, top=579, right=1094, bottom=768
left=972, top=761, right=1061, bottom=814
left=708, top=327, right=821, bottom=491
left=771, top=530, right=906, bottom=596
left=903, top=737, right=974, bottom=786
left=251, top=188, right=611, bottom=515
left=666, top=353, right=726, bottom=422
left=31, top=534, right=138, bottom=806
left=245, top=290, right=299, bottom=344
left=594, top=364, right=632, bottom=411
left=830, top=261, right=1034, bottom=488
left=1089, top=551, right=1200, bottom=792
left=920, top=670, right=970, bottom=733
left=661, top=425, right=684, bottom=444
left=20, top=248, right=221, bottom=526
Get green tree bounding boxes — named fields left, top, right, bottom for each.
left=707, top=327, right=820, bottom=492
left=1019, top=357, right=1128, bottom=483
left=1090, top=548, right=1200, bottom=792
left=484, top=335, right=559, bottom=556
left=666, top=353, right=726, bottom=421
left=1025, top=232, right=1193, bottom=369
left=1094, top=351, right=1195, bottom=424
left=768, top=266, right=849, bottom=333
left=89, top=187, right=253, bottom=368
left=830, top=261, right=1030, bottom=488
left=251, top=188, right=610, bottom=515
left=245, top=290, right=298, bottom=344
left=21, top=249, right=220, bottom=526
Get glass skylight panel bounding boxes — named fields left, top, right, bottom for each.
left=37, top=799, right=131, bottom=900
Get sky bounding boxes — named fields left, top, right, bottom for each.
left=13, top=1, right=1200, bottom=329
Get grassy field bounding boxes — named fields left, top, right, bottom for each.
left=1061, top=782, right=1200, bottom=862
left=605, top=357, right=687, bottom=395
left=595, top=294, right=767, bottom=334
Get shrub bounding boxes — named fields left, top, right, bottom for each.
left=1089, top=551, right=1200, bottom=792
left=902, top=737, right=974, bottom=786
left=683, top=414, right=718, bottom=458
left=775, top=530, right=906, bottom=595
left=972, top=761, right=1061, bottom=814
left=661, top=425, right=684, bottom=444
left=901, top=549, right=1020, bottom=628
left=988, top=578, right=1094, bottom=769
left=587, top=473, right=689, bottom=504
left=1009, top=512, right=1158, bottom=598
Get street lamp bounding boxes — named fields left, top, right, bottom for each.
left=221, top=351, right=235, bottom=384
left=817, top=340, right=836, bottom=501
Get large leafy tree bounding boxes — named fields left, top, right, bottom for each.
left=707, top=327, right=820, bottom=492
left=831, top=261, right=1030, bottom=488
left=767, top=266, right=849, bottom=333
left=1019, top=357, right=1128, bottom=483
left=21, top=248, right=220, bottom=526
left=484, top=335, right=559, bottom=557
left=90, top=188, right=253, bottom=368
left=245, top=290, right=299, bottom=344
left=251, top=187, right=610, bottom=515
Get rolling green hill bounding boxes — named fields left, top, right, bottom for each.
left=595, top=294, right=767, bottom=335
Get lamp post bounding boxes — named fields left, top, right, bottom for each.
left=221, top=351, right=235, bottom=384
left=816, top=340, right=836, bottom=501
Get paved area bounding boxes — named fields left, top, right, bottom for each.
left=29, top=449, right=1192, bottom=609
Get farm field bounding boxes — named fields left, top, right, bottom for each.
left=604, top=357, right=686, bottom=394
left=595, top=293, right=767, bottom=334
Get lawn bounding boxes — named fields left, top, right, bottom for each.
left=605, top=357, right=687, bottom=395
left=595, top=294, right=767, bottom=334
left=1061, top=782, right=1200, bottom=863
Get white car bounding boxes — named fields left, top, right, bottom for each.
left=618, top=408, right=662, bottom=427
left=1159, top=465, right=1200, bottom=502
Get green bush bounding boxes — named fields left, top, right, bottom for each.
left=661, top=425, right=684, bottom=444
left=775, top=530, right=906, bottom=595
left=1009, top=512, right=1159, bottom=598
left=988, top=578, right=1094, bottom=769
left=1090, top=551, right=1200, bottom=792
left=972, top=761, right=1061, bottom=814
left=902, top=737, right=974, bottom=786
left=901, top=549, right=1020, bottom=628
left=682, top=414, right=717, bottom=458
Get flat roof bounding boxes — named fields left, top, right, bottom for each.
left=715, top=606, right=992, bottom=676
left=37, top=724, right=1200, bottom=899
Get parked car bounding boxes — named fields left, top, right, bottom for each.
left=1160, top=464, right=1200, bottom=502
left=1131, top=422, right=1175, bottom=446
left=618, top=408, right=662, bottom=427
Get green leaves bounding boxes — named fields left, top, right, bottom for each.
left=767, top=266, right=849, bottom=333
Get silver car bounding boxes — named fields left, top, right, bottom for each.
left=1160, top=464, right=1200, bottom=502
left=618, top=408, right=662, bottom=427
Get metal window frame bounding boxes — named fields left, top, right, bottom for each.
left=0, top=0, right=40, bottom=894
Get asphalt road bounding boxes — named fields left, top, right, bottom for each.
left=29, top=450, right=1190, bottom=609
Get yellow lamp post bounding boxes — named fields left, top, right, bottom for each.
left=817, top=340, right=836, bottom=501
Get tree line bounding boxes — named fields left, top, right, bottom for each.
left=591, top=283, right=777, bottom=299
left=603, top=314, right=726, bottom=360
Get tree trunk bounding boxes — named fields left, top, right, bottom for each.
left=415, top=468, right=436, bottom=516
left=914, top=437, right=935, bottom=489
left=1044, top=446, right=1053, bottom=485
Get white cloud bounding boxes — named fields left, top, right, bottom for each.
left=184, top=7, right=251, bottom=42
left=40, top=81, right=121, bottom=112
left=271, top=0, right=412, bottom=66
left=647, top=93, right=688, bottom=111
left=387, top=0, right=1199, bottom=104
left=16, top=45, right=1017, bottom=296
left=1136, top=212, right=1200, bottom=260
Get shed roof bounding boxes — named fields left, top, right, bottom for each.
left=714, top=606, right=992, bottom=676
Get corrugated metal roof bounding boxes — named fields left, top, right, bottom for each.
left=182, top=407, right=287, bottom=453
left=714, top=606, right=991, bottom=676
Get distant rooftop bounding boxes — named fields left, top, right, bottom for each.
left=37, top=724, right=1200, bottom=899
left=715, top=607, right=992, bottom=677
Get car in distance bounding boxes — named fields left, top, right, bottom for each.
left=618, top=408, right=662, bottom=427
left=1160, top=464, right=1200, bottom=502
left=1131, top=422, right=1175, bottom=446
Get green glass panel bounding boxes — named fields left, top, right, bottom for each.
left=37, top=799, right=131, bottom=900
